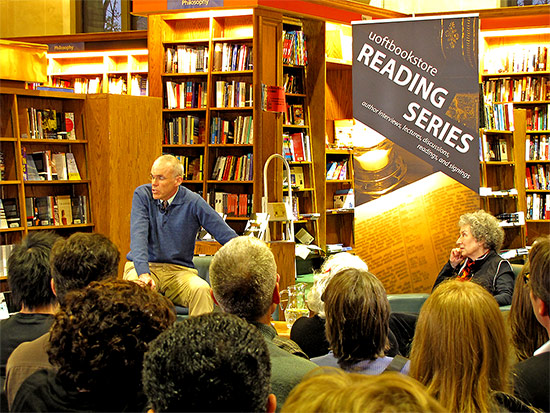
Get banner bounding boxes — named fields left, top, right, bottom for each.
left=352, top=15, right=479, bottom=196
left=168, top=0, right=224, bottom=10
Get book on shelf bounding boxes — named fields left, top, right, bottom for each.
left=243, top=213, right=269, bottom=240
left=290, top=166, right=305, bottom=189
left=526, top=135, right=549, bottom=161
left=498, top=139, right=509, bottom=161
left=496, top=212, right=525, bottom=227
left=0, top=198, right=20, bottom=228
left=56, top=195, right=73, bottom=226
left=65, top=153, right=81, bottom=180
left=51, top=153, right=68, bottom=180
left=483, top=45, right=548, bottom=74
left=295, top=227, right=314, bottom=245
left=282, top=30, right=308, bottom=66
left=333, top=189, right=355, bottom=210
left=34, top=196, right=54, bottom=226
left=526, top=164, right=550, bottom=190
left=71, top=195, right=88, bottom=224
left=0, top=150, right=4, bottom=180
left=165, top=45, right=208, bottom=73
left=289, top=132, right=307, bottom=162
left=525, top=105, right=549, bottom=131
left=213, top=43, right=253, bottom=72
left=292, top=104, right=305, bottom=125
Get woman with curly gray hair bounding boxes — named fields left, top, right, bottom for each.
left=432, top=210, right=514, bottom=306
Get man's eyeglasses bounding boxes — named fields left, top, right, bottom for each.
left=150, top=175, right=167, bottom=182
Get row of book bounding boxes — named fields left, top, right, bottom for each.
left=0, top=244, right=15, bottom=277
left=0, top=151, right=4, bottom=180
left=526, top=193, right=550, bottom=220
left=165, top=45, right=208, bottom=73
left=484, top=46, right=548, bottom=74
left=164, top=115, right=204, bottom=145
left=526, top=164, right=549, bottom=190
left=214, top=80, right=253, bottom=108
left=211, top=153, right=253, bottom=181
left=282, top=132, right=311, bottom=162
left=0, top=195, right=88, bottom=228
left=326, top=160, right=349, bottom=180
left=74, top=77, right=102, bottom=94
left=108, top=76, right=127, bottom=95
left=165, top=81, right=207, bottom=110
left=283, top=103, right=305, bottom=126
left=526, top=135, right=549, bottom=160
left=483, top=76, right=550, bottom=103
left=282, top=30, right=308, bottom=66
left=213, top=43, right=252, bottom=72
left=481, top=136, right=511, bottom=162
left=24, top=107, right=76, bottom=140
left=483, top=102, right=514, bottom=131
left=525, top=105, right=548, bottom=131
left=22, top=149, right=81, bottom=181
left=130, top=75, right=148, bottom=96
left=207, top=191, right=252, bottom=217
left=283, top=73, right=303, bottom=94
left=210, top=115, right=253, bottom=145
left=171, top=154, right=203, bottom=181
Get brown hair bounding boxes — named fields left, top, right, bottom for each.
left=508, top=262, right=547, bottom=361
left=529, top=235, right=550, bottom=307
left=281, top=367, right=446, bottom=413
left=410, top=280, right=510, bottom=412
left=323, top=268, right=390, bottom=367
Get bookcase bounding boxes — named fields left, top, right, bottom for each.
left=0, top=87, right=94, bottom=278
left=481, top=27, right=550, bottom=247
left=282, top=18, right=319, bottom=244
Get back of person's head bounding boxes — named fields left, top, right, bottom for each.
left=281, top=367, right=446, bottom=413
left=7, top=232, right=60, bottom=310
left=308, top=252, right=368, bottom=318
left=323, top=268, right=390, bottom=367
left=509, top=262, right=548, bottom=361
left=528, top=235, right=550, bottom=308
left=143, top=312, right=273, bottom=412
left=47, top=279, right=175, bottom=411
left=410, top=279, right=509, bottom=412
left=50, top=232, right=120, bottom=302
left=209, top=236, right=277, bottom=321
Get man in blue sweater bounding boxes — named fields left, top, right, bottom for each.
left=125, top=155, right=237, bottom=316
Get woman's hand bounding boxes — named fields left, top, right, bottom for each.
left=449, top=248, right=463, bottom=268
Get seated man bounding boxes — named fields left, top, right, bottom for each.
left=143, top=312, right=276, bottom=412
left=12, top=280, right=175, bottom=412
left=209, top=236, right=317, bottom=409
left=124, top=154, right=237, bottom=316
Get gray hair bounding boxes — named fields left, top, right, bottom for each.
left=209, top=236, right=277, bottom=321
left=307, top=252, right=368, bottom=318
left=153, top=154, right=183, bottom=178
left=458, top=210, right=504, bottom=251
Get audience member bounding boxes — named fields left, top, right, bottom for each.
left=281, top=367, right=446, bottom=413
left=513, top=235, right=550, bottom=412
left=143, top=312, right=276, bottom=412
left=410, top=280, right=530, bottom=412
left=12, top=280, right=175, bottom=412
left=433, top=210, right=514, bottom=305
left=0, top=232, right=60, bottom=377
left=5, top=232, right=120, bottom=409
left=508, top=262, right=547, bottom=362
left=125, top=154, right=237, bottom=315
left=311, top=268, right=409, bottom=374
left=209, top=236, right=316, bottom=409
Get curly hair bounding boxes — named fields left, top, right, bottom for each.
left=50, top=232, right=120, bottom=303
left=323, top=268, right=390, bottom=367
left=281, top=367, right=446, bottom=413
left=47, top=280, right=175, bottom=408
left=307, top=252, right=368, bottom=318
left=458, top=210, right=504, bottom=251
left=7, top=232, right=60, bottom=310
left=143, top=312, right=271, bottom=412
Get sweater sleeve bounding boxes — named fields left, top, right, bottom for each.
left=493, top=261, right=514, bottom=306
left=432, top=261, right=458, bottom=292
left=129, top=188, right=151, bottom=276
left=195, top=196, right=238, bottom=245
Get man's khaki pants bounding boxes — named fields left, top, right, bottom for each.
left=123, top=262, right=213, bottom=316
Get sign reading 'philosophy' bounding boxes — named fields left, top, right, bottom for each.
left=352, top=15, right=480, bottom=192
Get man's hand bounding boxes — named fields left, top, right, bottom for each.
left=137, top=273, right=156, bottom=290
left=449, top=248, right=463, bottom=268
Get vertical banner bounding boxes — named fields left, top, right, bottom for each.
left=352, top=15, right=480, bottom=293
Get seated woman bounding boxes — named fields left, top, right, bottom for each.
left=310, top=268, right=408, bottom=374
left=410, top=280, right=534, bottom=412
left=432, top=209, right=513, bottom=306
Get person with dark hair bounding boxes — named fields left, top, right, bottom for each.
left=143, top=312, right=276, bottom=412
left=433, top=210, right=514, bottom=305
left=513, top=235, right=550, bottom=412
left=209, top=236, right=316, bottom=409
left=311, top=268, right=409, bottom=374
left=125, top=154, right=237, bottom=316
left=12, top=280, right=175, bottom=412
left=0, top=232, right=60, bottom=378
left=5, top=232, right=120, bottom=410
